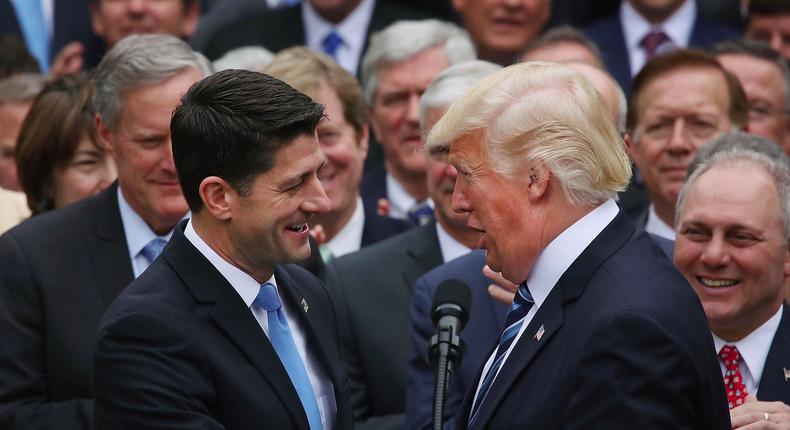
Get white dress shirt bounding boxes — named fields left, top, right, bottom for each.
left=644, top=204, right=676, bottom=241
left=436, top=221, right=473, bottom=263
left=472, top=199, right=620, bottom=406
left=302, top=0, right=375, bottom=74
left=620, top=0, right=696, bottom=76
left=184, top=220, right=336, bottom=429
left=713, top=306, right=783, bottom=396
left=324, top=195, right=365, bottom=258
left=117, top=189, right=176, bottom=278
left=385, top=171, right=433, bottom=220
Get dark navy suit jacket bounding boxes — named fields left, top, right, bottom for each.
left=449, top=212, right=730, bottom=429
left=584, top=12, right=739, bottom=92
left=756, top=302, right=790, bottom=403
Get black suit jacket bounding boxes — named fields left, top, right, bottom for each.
left=201, top=1, right=430, bottom=70
left=93, top=221, right=352, bottom=429
left=757, top=303, right=790, bottom=403
left=584, top=12, right=739, bottom=92
left=0, top=184, right=133, bottom=430
left=455, top=211, right=730, bottom=429
left=0, top=0, right=105, bottom=69
left=327, top=221, right=444, bottom=430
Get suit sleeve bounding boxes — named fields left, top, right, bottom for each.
left=93, top=311, right=224, bottom=430
left=565, top=311, right=705, bottom=430
left=0, top=232, right=93, bottom=429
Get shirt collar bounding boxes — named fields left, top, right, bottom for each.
left=184, top=219, right=277, bottom=307
left=303, top=0, right=374, bottom=54
left=620, top=0, right=696, bottom=51
left=436, top=220, right=473, bottom=263
left=325, top=195, right=365, bottom=258
left=117, top=187, right=175, bottom=259
left=713, top=305, right=783, bottom=390
left=526, top=199, right=620, bottom=309
left=385, top=171, right=434, bottom=220
left=645, top=204, right=676, bottom=240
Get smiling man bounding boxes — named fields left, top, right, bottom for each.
left=675, top=132, right=790, bottom=428
left=93, top=69, right=352, bottom=429
left=425, top=61, right=729, bottom=429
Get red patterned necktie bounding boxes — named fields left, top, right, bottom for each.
left=719, top=345, right=748, bottom=409
left=641, top=30, right=670, bottom=61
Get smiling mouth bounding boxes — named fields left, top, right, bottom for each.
left=697, top=276, right=739, bottom=288
left=286, top=223, right=308, bottom=233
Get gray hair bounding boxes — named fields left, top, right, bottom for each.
left=677, top=132, right=790, bottom=240
left=213, top=46, right=274, bottom=72
left=0, top=73, right=45, bottom=104
left=361, top=19, right=476, bottom=106
left=419, top=60, right=502, bottom=131
left=520, top=25, right=604, bottom=67
left=93, top=34, right=208, bottom=131
left=713, top=38, right=790, bottom=110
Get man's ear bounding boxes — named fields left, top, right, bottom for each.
left=180, top=1, right=201, bottom=38
left=358, top=123, right=370, bottom=160
left=95, top=113, right=114, bottom=154
left=90, top=2, right=105, bottom=36
left=367, top=107, right=383, bottom=143
left=526, top=162, right=550, bottom=203
left=199, top=176, right=234, bottom=221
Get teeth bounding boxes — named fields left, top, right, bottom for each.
left=698, top=277, right=738, bottom=288
left=288, top=223, right=307, bottom=233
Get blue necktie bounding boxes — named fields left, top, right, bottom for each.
left=321, top=31, right=343, bottom=59
left=140, top=238, right=167, bottom=266
left=12, top=0, right=50, bottom=71
left=468, top=282, right=534, bottom=428
left=255, top=282, right=323, bottom=430
left=408, top=201, right=433, bottom=226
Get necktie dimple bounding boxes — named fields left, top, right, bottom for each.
left=12, top=0, right=50, bottom=71
left=255, top=282, right=323, bottom=430
left=322, top=31, right=343, bottom=59
left=408, top=202, right=433, bottom=226
left=719, top=345, right=748, bottom=409
left=140, top=238, right=167, bottom=266
left=641, top=30, right=671, bottom=62
left=468, top=282, right=534, bottom=427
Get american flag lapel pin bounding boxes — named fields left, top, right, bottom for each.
left=300, top=298, right=309, bottom=313
left=783, top=368, right=790, bottom=382
left=534, top=324, right=545, bottom=341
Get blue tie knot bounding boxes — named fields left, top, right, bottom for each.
left=322, top=31, right=343, bottom=58
left=141, top=238, right=167, bottom=265
left=255, top=282, right=282, bottom=312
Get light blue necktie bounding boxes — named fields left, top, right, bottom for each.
left=255, top=282, right=323, bottom=430
left=12, top=0, right=50, bottom=71
left=140, top=238, right=167, bottom=266
left=321, top=31, right=343, bottom=59
left=468, top=282, right=534, bottom=428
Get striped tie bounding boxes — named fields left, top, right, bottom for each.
left=468, top=282, right=534, bottom=428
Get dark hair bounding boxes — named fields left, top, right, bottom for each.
left=171, top=69, right=325, bottom=212
left=519, top=25, right=604, bottom=67
left=0, top=35, right=40, bottom=78
left=749, top=0, right=790, bottom=15
left=16, top=74, right=99, bottom=213
left=626, top=49, right=748, bottom=132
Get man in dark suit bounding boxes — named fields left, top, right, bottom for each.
left=93, top=69, right=352, bottom=429
left=0, top=34, right=205, bottom=430
left=201, top=0, right=429, bottom=74
left=675, top=133, right=790, bottom=427
left=584, top=0, right=738, bottom=93
left=265, top=47, right=410, bottom=261
left=425, top=60, right=729, bottom=429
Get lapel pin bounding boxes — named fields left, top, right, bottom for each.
left=783, top=368, right=790, bottom=382
left=534, top=324, right=545, bottom=341
left=300, top=298, right=309, bottom=313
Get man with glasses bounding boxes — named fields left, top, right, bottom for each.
left=715, top=39, right=790, bottom=156
left=624, top=49, right=747, bottom=239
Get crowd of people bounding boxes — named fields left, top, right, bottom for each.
left=1, top=0, right=790, bottom=429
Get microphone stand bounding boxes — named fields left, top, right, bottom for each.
left=429, top=324, right=466, bottom=430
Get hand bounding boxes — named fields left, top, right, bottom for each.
left=484, top=264, right=518, bottom=305
left=309, top=224, right=327, bottom=246
left=376, top=198, right=390, bottom=217
left=49, top=42, right=85, bottom=78
left=731, top=395, right=790, bottom=429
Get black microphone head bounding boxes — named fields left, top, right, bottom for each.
left=431, top=279, right=471, bottom=328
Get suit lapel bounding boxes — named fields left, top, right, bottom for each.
left=403, top=221, right=443, bottom=291
left=166, top=224, right=310, bottom=430
left=88, top=184, right=135, bottom=307
left=757, top=303, right=790, bottom=401
left=470, top=212, right=636, bottom=429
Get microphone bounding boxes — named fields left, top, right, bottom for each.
left=429, top=279, right=471, bottom=430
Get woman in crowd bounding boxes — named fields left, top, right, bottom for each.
left=15, top=74, right=116, bottom=214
